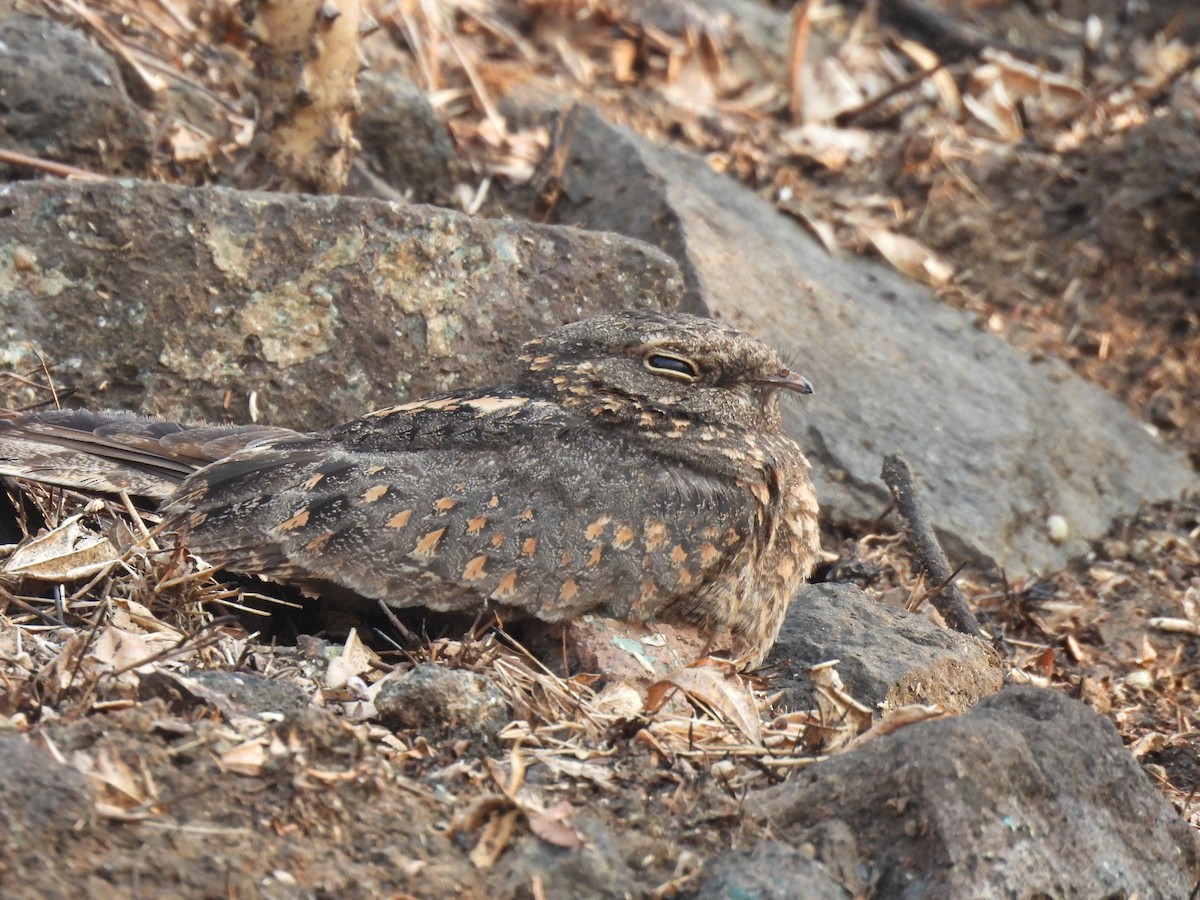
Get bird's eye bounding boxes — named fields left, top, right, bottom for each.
left=644, top=353, right=699, bottom=381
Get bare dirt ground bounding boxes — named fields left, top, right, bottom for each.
left=1, top=0, right=1198, bottom=896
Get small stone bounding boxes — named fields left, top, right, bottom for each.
left=493, top=815, right=637, bottom=899
left=698, top=838, right=853, bottom=899
left=374, top=663, right=509, bottom=743
left=12, top=246, right=37, bottom=272
left=1124, top=669, right=1154, bottom=691
left=350, top=72, right=458, bottom=204
left=188, top=670, right=312, bottom=717
left=0, top=16, right=151, bottom=176
left=1047, top=514, right=1069, bottom=544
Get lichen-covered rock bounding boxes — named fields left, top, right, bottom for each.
left=0, top=179, right=682, bottom=427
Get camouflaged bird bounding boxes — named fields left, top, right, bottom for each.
left=0, top=311, right=819, bottom=665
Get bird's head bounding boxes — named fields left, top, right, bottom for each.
left=517, top=310, right=812, bottom=434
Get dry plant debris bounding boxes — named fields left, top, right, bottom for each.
left=9, top=0, right=1200, bottom=851
left=1, top=471, right=907, bottom=858
left=833, top=496, right=1200, bottom=831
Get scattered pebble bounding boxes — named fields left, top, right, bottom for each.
left=1046, top=515, right=1069, bottom=545
left=1124, top=669, right=1154, bottom=691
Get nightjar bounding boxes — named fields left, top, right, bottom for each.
left=0, top=311, right=819, bottom=665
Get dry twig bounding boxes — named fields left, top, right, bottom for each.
left=880, top=454, right=986, bottom=639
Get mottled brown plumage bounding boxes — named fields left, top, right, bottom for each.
left=0, top=311, right=819, bottom=665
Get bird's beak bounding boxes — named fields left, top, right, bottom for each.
left=758, top=368, right=814, bottom=395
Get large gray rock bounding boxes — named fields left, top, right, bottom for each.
left=768, top=584, right=1004, bottom=715
left=732, top=686, right=1200, bottom=898
left=0, top=179, right=682, bottom=424
left=547, top=107, right=1197, bottom=574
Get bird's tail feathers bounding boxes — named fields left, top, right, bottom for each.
left=0, top=409, right=300, bottom=500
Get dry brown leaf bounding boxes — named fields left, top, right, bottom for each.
left=531, top=753, right=617, bottom=788
left=807, top=660, right=874, bottom=750
left=778, top=196, right=840, bottom=255
left=588, top=681, right=647, bottom=723
left=303, top=766, right=366, bottom=785
left=660, top=52, right=720, bottom=112
left=967, top=51, right=1086, bottom=138
left=485, top=744, right=528, bottom=798
left=527, top=800, right=585, bottom=849
left=780, top=122, right=876, bottom=171
left=554, top=34, right=596, bottom=84
left=1064, top=632, right=1089, bottom=664
left=93, top=751, right=148, bottom=804
left=859, top=223, right=953, bottom=285
left=798, top=54, right=866, bottom=124
left=1128, top=731, right=1169, bottom=758
left=1148, top=617, right=1200, bottom=637
left=963, top=80, right=1022, bottom=141
left=895, top=37, right=960, bottom=116
left=91, top=626, right=156, bottom=679
left=611, top=39, right=639, bottom=83
left=453, top=793, right=514, bottom=835
left=1139, top=634, right=1158, bottom=665
left=76, top=747, right=158, bottom=811
left=219, top=739, right=269, bottom=777
left=645, top=658, right=762, bottom=745
left=2, top=514, right=121, bottom=581
left=842, top=703, right=943, bottom=752
left=167, top=122, right=217, bottom=163
left=324, top=628, right=374, bottom=690
left=111, top=598, right=185, bottom=639
left=93, top=802, right=154, bottom=822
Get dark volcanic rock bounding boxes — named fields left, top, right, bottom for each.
left=728, top=686, right=1200, bottom=898
left=350, top=71, right=459, bottom=205
left=375, top=663, right=509, bottom=742
left=0, top=736, right=93, bottom=862
left=0, top=15, right=150, bottom=178
left=148, top=669, right=313, bottom=719
left=768, top=583, right=1004, bottom=715
left=546, top=106, right=1196, bottom=575
left=0, top=179, right=682, bottom=426
left=493, top=815, right=637, bottom=900
left=697, top=838, right=854, bottom=900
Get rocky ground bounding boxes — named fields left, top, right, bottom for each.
left=1, top=0, right=1198, bottom=897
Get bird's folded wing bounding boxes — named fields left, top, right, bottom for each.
left=167, top=407, right=754, bottom=623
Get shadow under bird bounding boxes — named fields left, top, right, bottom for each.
left=0, top=311, right=819, bottom=666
